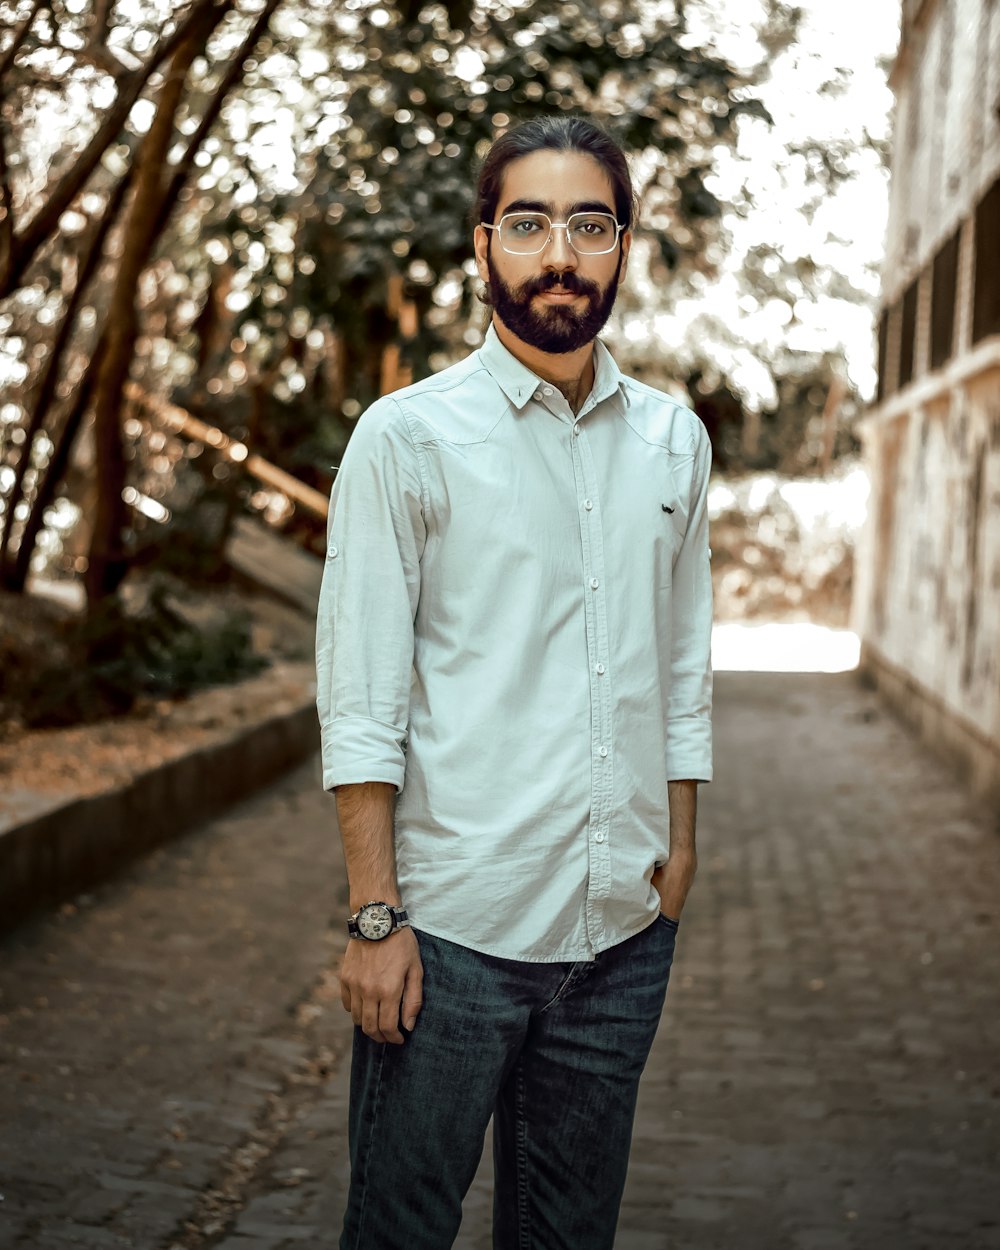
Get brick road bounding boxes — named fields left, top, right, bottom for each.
left=1, top=671, right=998, bottom=1250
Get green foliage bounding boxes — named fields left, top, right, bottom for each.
left=158, top=0, right=764, bottom=454
left=7, top=583, right=266, bottom=729
left=304, top=0, right=755, bottom=406
left=2, top=0, right=886, bottom=610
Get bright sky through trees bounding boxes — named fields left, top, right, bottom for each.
left=630, top=0, right=900, bottom=409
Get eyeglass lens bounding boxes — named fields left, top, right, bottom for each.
left=498, top=213, right=619, bottom=255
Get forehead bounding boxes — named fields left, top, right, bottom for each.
left=496, top=149, right=616, bottom=215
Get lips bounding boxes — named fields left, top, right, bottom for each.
left=529, top=273, right=593, bottom=298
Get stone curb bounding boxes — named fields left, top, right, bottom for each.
left=0, top=674, right=320, bottom=934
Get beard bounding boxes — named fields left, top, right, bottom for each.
left=486, top=251, right=622, bottom=354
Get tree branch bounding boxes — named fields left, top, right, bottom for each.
left=73, top=42, right=135, bottom=83
left=85, top=0, right=236, bottom=603
left=161, top=0, right=284, bottom=217
left=90, top=0, right=114, bottom=47
left=6, top=0, right=287, bottom=592
left=0, top=0, right=47, bottom=81
left=1, top=0, right=227, bottom=299
left=7, top=336, right=103, bottom=594
left=0, top=162, right=134, bottom=575
left=0, top=112, right=13, bottom=283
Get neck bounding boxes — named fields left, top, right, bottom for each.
left=492, top=316, right=596, bottom=415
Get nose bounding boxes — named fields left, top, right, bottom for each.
left=543, top=223, right=578, bottom=271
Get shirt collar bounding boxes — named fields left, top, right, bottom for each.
left=590, top=335, right=631, bottom=409
left=478, top=323, right=630, bottom=413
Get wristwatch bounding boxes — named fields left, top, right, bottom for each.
left=347, top=901, right=411, bottom=941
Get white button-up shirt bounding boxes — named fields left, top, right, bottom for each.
left=316, top=326, right=713, bottom=962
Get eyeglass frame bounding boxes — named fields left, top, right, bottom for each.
left=480, top=211, right=626, bottom=257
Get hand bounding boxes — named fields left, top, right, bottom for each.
left=339, top=927, right=424, bottom=1045
left=652, top=852, right=697, bottom=922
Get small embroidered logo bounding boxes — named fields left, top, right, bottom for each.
left=661, top=504, right=675, bottom=514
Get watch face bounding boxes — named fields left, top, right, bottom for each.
left=358, top=904, right=394, bottom=940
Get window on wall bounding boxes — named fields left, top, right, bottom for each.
left=930, top=229, right=960, bottom=370
left=876, top=308, right=891, bottom=402
left=973, top=178, right=1000, bottom=343
left=899, top=278, right=919, bottom=388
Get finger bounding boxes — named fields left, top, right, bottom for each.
left=378, top=995, right=405, bottom=1046
left=375, top=985, right=405, bottom=1045
left=401, top=967, right=424, bottom=1032
left=361, top=1000, right=386, bottom=1044
left=338, top=950, right=353, bottom=1014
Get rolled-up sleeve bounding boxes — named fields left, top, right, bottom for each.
left=315, top=397, right=426, bottom=792
left=665, top=420, right=714, bottom=782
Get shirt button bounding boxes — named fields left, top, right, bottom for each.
left=328, top=544, right=339, bottom=559
left=595, top=662, right=606, bottom=675
left=584, top=499, right=593, bottom=511
left=599, top=746, right=609, bottom=758
left=543, top=386, right=553, bottom=397
left=534, top=391, right=543, bottom=401
left=572, top=425, right=581, bottom=436
left=589, top=577, right=599, bottom=590
left=594, top=830, right=606, bottom=844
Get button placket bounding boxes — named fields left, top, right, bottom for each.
left=571, top=420, right=614, bottom=947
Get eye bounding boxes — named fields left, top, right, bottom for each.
left=507, top=214, right=545, bottom=234
left=571, top=215, right=612, bottom=237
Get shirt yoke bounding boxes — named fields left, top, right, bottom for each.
left=617, top=376, right=707, bottom=457
left=382, top=355, right=513, bottom=448
left=365, top=346, right=708, bottom=461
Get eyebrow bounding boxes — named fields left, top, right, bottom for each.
left=499, top=198, right=617, bottom=219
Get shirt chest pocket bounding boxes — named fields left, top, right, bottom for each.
left=622, top=451, right=695, bottom=589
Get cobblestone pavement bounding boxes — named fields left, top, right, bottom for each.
left=1, top=672, right=998, bottom=1250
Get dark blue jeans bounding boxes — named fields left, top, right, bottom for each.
left=340, top=914, right=679, bottom=1250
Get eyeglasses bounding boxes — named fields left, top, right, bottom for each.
left=481, top=211, right=624, bottom=256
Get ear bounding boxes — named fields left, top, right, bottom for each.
left=618, top=229, right=632, bottom=284
left=473, top=224, right=491, bottom=284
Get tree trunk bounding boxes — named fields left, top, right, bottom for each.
left=0, top=165, right=133, bottom=580
left=5, top=0, right=284, bottom=594
left=85, top=4, right=228, bottom=605
left=7, top=342, right=104, bottom=593
left=1, top=1, right=226, bottom=298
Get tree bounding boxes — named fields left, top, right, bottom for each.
left=298, top=0, right=767, bottom=411
left=0, top=0, right=283, bottom=600
left=614, top=0, right=897, bottom=471
left=1, top=0, right=777, bottom=601
left=128, top=0, right=774, bottom=503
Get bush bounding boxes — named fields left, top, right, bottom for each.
left=5, top=582, right=267, bottom=729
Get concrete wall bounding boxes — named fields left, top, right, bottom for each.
left=855, top=0, right=1000, bottom=803
left=884, top=0, right=1000, bottom=299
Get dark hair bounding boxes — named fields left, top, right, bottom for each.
left=472, top=116, right=638, bottom=231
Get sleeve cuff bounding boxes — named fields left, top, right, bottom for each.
left=665, top=719, right=713, bottom=783
left=320, top=715, right=407, bottom=792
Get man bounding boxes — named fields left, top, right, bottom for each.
left=316, top=116, right=713, bottom=1250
